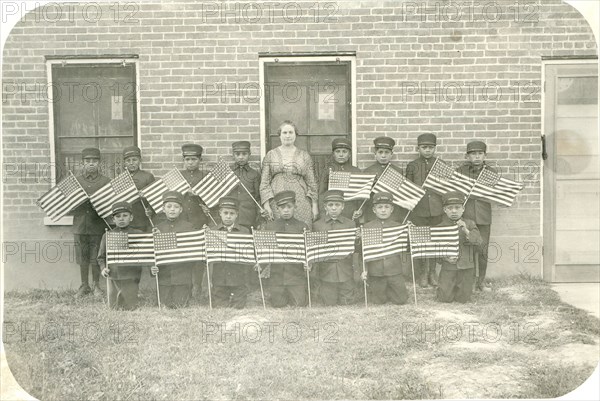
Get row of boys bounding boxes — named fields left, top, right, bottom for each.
left=72, top=134, right=496, bottom=306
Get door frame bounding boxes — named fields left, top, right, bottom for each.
left=541, top=58, right=599, bottom=282
left=258, top=54, right=357, bottom=164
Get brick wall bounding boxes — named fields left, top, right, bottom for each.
left=2, top=0, right=597, bottom=289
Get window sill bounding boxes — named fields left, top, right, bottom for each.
left=43, top=216, right=73, bottom=226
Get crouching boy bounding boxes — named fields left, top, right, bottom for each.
left=436, top=191, right=483, bottom=303
left=98, top=201, right=142, bottom=310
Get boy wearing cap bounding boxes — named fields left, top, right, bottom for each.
left=318, top=138, right=363, bottom=221
left=210, top=196, right=250, bottom=309
left=313, top=190, right=357, bottom=306
left=73, top=147, right=111, bottom=298
left=151, top=191, right=195, bottom=308
left=361, top=192, right=410, bottom=305
left=98, top=201, right=143, bottom=310
left=435, top=191, right=483, bottom=303
left=456, top=140, right=496, bottom=291
left=405, top=133, right=444, bottom=288
left=263, top=190, right=310, bottom=307
left=122, top=146, right=155, bottom=232
left=363, top=136, right=406, bottom=223
left=229, top=141, right=267, bottom=229
left=179, top=143, right=210, bottom=298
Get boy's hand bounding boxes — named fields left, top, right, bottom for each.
left=444, top=256, right=459, bottom=264
left=304, top=263, right=312, bottom=272
left=151, top=265, right=159, bottom=275
left=259, top=265, right=271, bottom=279
left=263, top=203, right=274, bottom=221
left=406, top=220, right=414, bottom=227
left=253, top=263, right=261, bottom=272
left=361, top=271, right=368, bottom=281
left=152, top=227, right=160, bottom=234
left=260, top=208, right=271, bottom=220
left=101, top=267, right=110, bottom=278
left=352, top=209, right=363, bottom=220
left=200, top=204, right=210, bottom=216
left=312, top=204, right=319, bottom=221
left=355, top=228, right=361, bottom=238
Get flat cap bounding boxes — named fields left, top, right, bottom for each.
left=442, top=191, right=465, bottom=206
left=417, top=133, right=437, bottom=146
left=274, top=190, right=296, bottom=206
left=111, top=201, right=132, bottom=215
left=373, top=192, right=394, bottom=205
left=123, top=146, right=141, bottom=159
left=232, top=141, right=251, bottom=152
left=182, top=143, right=203, bottom=157
left=373, top=136, right=395, bottom=150
left=219, top=196, right=239, bottom=210
left=322, top=190, right=345, bottom=203
left=81, top=147, right=101, bottom=159
left=466, top=141, right=487, bottom=153
left=162, top=190, right=183, bottom=205
left=332, top=138, right=352, bottom=151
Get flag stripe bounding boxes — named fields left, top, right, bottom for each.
left=37, top=174, right=89, bottom=221
left=254, top=231, right=305, bottom=264
left=329, top=172, right=376, bottom=201
left=90, top=172, right=140, bottom=218
left=305, top=228, right=356, bottom=264
left=106, top=232, right=155, bottom=265
left=362, top=225, right=409, bottom=261
left=409, top=226, right=460, bottom=259
left=142, top=169, right=191, bottom=213
left=154, top=230, right=206, bottom=265
left=206, top=231, right=256, bottom=264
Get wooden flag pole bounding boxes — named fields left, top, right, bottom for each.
left=204, top=227, right=213, bottom=309
left=303, top=228, right=312, bottom=308
left=462, top=166, right=485, bottom=208
left=251, top=227, right=267, bottom=310
left=139, top=195, right=155, bottom=227
left=238, top=179, right=266, bottom=214
left=104, top=228, right=110, bottom=307
left=140, top=196, right=161, bottom=309
left=356, top=163, right=391, bottom=217
left=359, top=226, right=368, bottom=308
left=407, top=224, right=418, bottom=307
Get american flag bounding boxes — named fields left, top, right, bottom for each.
left=328, top=171, right=376, bottom=201
left=470, top=168, right=524, bottom=207
left=192, top=160, right=240, bottom=208
left=90, top=171, right=139, bottom=219
left=422, top=159, right=475, bottom=196
left=153, top=229, right=206, bottom=265
left=305, top=228, right=357, bottom=264
left=361, top=225, right=409, bottom=262
left=409, top=225, right=460, bottom=259
left=253, top=230, right=305, bottom=264
left=205, top=228, right=256, bottom=264
left=106, top=231, right=155, bottom=266
left=141, top=169, right=191, bottom=213
left=36, top=171, right=89, bottom=221
left=372, top=166, right=426, bottom=210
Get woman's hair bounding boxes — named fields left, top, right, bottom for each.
left=277, top=120, right=300, bottom=136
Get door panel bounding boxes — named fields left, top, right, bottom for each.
left=544, top=62, right=600, bottom=282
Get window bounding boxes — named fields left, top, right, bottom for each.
left=46, top=56, right=140, bottom=183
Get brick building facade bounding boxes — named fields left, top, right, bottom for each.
left=2, top=1, right=598, bottom=289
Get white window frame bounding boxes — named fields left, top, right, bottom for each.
left=258, top=55, right=357, bottom=165
left=44, top=57, right=141, bottom=225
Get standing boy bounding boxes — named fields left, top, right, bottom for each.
left=151, top=191, right=195, bottom=308
left=73, top=147, right=111, bottom=298
left=312, top=190, right=357, bottom=306
left=263, top=190, right=310, bottom=307
left=456, top=140, right=495, bottom=291
left=122, top=146, right=155, bottom=232
left=435, top=191, right=483, bottom=303
left=318, top=138, right=363, bottom=221
left=210, top=196, right=250, bottom=309
left=98, top=201, right=143, bottom=310
left=361, top=192, right=409, bottom=305
left=363, top=136, right=406, bottom=223
left=405, top=133, right=443, bottom=288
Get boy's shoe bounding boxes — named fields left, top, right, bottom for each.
left=475, top=282, right=492, bottom=292
left=428, top=270, right=439, bottom=287
left=75, top=284, right=91, bottom=298
left=92, top=283, right=105, bottom=297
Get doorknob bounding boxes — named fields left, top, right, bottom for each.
left=541, top=135, right=548, bottom=160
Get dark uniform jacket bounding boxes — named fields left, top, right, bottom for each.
left=318, top=159, right=362, bottom=220
left=312, top=215, right=356, bottom=283
left=130, top=169, right=155, bottom=232
left=180, top=168, right=210, bottom=229
left=155, top=216, right=195, bottom=286
left=211, top=223, right=250, bottom=287
left=456, top=162, right=497, bottom=225
left=73, top=172, right=111, bottom=235
left=362, top=162, right=406, bottom=223
left=437, top=216, right=483, bottom=270
left=405, top=156, right=443, bottom=218
left=363, top=218, right=408, bottom=277
left=265, top=217, right=309, bottom=286
left=97, top=226, right=144, bottom=280
left=229, top=163, right=262, bottom=228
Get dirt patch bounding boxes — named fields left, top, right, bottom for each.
left=433, top=310, right=479, bottom=323
left=497, top=287, right=528, bottom=302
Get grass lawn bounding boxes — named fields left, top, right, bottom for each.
left=2, top=275, right=599, bottom=400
